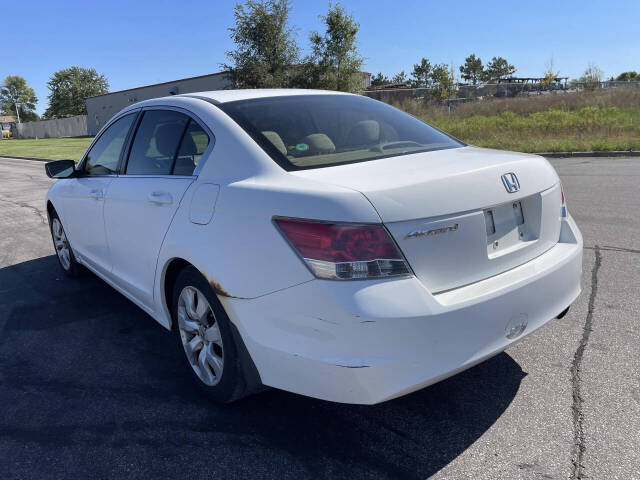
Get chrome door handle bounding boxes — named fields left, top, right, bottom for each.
left=147, top=191, right=173, bottom=205
left=89, top=189, right=104, bottom=200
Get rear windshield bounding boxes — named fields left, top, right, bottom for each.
left=217, top=94, right=463, bottom=170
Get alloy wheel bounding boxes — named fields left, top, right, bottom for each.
left=52, top=218, right=71, bottom=271
left=177, top=286, right=224, bottom=386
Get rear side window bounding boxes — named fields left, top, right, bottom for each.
left=83, top=113, right=135, bottom=175
left=174, top=120, right=210, bottom=175
left=126, top=110, right=189, bottom=175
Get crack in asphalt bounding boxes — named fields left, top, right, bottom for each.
left=599, top=245, right=640, bottom=254
left=570, top=245, right=601, bottom=480
left=583, top=245, right=639, bottom=254
left=0, top=197, right=47, bottom=224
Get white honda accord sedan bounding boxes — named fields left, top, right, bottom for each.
left=44, top=89, right=583, bottom=404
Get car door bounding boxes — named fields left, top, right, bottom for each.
left=61, top=112, right=137, bottom=276
left=103, top=107, right=211, bottom=309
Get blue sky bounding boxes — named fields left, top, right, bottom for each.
left=6, top=0, right=639, bottom=115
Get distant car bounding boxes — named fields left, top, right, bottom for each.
left=44, top=90, right=583, bottom=404
left=1, top=122, right=14, bottom=138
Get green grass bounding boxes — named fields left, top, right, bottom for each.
left=397, top=87, right=640, bottom=152
left=0, top=137, right=94, bottom=160
left=428, top=106, right=640, bottom=152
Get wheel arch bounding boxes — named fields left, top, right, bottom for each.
left=160, top=257, right=265, bottom=393
left=46, top=200, right=56, bottom=222
left=162, top=257, right=194, bottom=330
left=161, top=256, right=264, bottom=395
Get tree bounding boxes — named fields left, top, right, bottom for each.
left=578, top=63, right=603, bottom=90
left=223, top=0, right=300, bottom=89
left=483, top=56, right=516, bottom=82
left=410, top=58, right=431, bottom=87
left=44, top=67, right=108, bottom=118
left=0, top=76, right=39, bottom=122
left=391, top=71, right=407, bottom=84
left=370, top=72, right=390, bottom=87
left=459, top=54, right=484, bottom=85
left=540, top=57, right=560, bottom=88
left=616, top=71, right=639, bottom=82
left=430, top=63, right=456, bottom=100
left=307, top=3, right=364, bottom=92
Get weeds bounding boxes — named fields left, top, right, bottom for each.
left=397, top=87, right=640, bottom=152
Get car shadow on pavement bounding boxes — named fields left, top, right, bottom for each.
left=0, top=255, right=526, bottom=480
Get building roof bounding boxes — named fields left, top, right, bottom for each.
left=88, top=69, right=371, bottom=100
left=87, top=71, right=230, bottom=99
left=497, top=76, right=569, bottom=83
left=179, top=88, right=351, bottom=103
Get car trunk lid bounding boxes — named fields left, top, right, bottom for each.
left=291, top=146, right=562, bottom=292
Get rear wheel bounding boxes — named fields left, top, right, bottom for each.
left=49, top=212, right=81, bottom=277
left=172, top=266, right=251, bottom=403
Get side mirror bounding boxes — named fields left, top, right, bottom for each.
left=45, top=159, right=77, bottom=179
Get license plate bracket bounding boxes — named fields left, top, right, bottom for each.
left=485, top=200, right=533, bottom=257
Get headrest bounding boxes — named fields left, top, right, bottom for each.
left=346, top=120, right=380, bottom=146
left=262, top=131, right=287, bottom=156
left=299, top=133, right=335, bottom=154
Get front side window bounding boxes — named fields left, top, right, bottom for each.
left=125, top=110, right=190, bottom=175
left=83, top=113, right=135, bottom=175
left=217, top=95, right=463, bottom=170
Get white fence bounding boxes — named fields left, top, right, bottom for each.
left=16, top=115, right=88, bottom=139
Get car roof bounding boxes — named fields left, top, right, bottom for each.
left=177, top=88, right=353, bottom=104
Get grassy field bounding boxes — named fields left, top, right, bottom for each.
left=0, top=137, right=93, bottom=160
left=399, top=87, right=640, bottom=152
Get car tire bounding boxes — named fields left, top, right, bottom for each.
left=49, top=211, right=82, bottom=277
left=172, top=266, right=252, bottom=403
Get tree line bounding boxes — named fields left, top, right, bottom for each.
left=0, top=67, right=108, bottom=122
left=370, top=55, right=518, bottom=100
left=373, top=55, right=517, bottom=89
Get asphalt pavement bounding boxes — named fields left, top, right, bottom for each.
left=0, top=156, right=638, bottom=480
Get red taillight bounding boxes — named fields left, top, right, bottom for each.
left=274, top=218, right=411, bottom=280
left=560, top=183, right=567, bottom=218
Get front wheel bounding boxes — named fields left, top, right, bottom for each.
left=172, top=266, right=253, bottom=403
left=49, top=213, right=81, bottom=277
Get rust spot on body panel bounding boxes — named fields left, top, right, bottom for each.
left=209, top=279, right=234, bottom=298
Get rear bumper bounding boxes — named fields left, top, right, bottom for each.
left=223, top=216, right=583, bottom=404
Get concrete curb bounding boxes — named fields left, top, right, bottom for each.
left=0, top=155, right=54, bottom=162
left=540, top=151, right=640, bottom=158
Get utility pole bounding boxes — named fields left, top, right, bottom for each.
left=15, top=102, right=21, bottom=123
